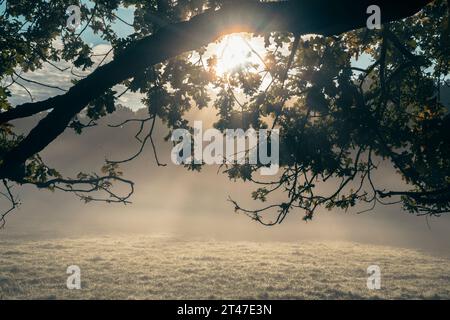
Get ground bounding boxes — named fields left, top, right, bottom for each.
left=1, top=235, right=450, bottom=299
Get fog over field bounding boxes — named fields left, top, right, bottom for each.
left=1, top=108, right=450, bottom=300
left=1, top=236, right=450, bottom=300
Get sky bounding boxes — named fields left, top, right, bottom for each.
left=2, top=2, right=450, bottom=258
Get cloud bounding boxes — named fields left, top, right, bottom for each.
left=7, top=43, right=145, bottom=110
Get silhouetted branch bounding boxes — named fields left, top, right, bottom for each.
left=0, top=179, right=19, bottom=229
left=13, top=71, right=68, bottom=92
left=30, top=174, right=135, bottom=205
left=107, top=115, right=166, bottom=166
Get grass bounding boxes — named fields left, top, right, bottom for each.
left=1, top=235, right=450, bottom=299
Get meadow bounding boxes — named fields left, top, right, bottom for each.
left=1, top=235, right=450, bottom=299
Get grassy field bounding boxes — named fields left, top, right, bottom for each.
left=1, top=235, right=450, bottom=299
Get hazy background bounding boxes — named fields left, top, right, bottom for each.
left=2, top=104, right=450, bottom=259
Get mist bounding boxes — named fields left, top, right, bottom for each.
left=1, top=107, right=449, bottom=258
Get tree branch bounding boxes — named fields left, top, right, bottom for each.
left=0, top=0, right=433, bottom=181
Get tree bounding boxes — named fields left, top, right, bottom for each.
left=0, top=0, right=449, bottom=227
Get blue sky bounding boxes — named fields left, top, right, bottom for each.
left=0, top=1, right=135, bottom=45
left=79, top=4, right=135, bottom=45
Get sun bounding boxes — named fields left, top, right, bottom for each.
left=215, top=35, right=254, bottom=76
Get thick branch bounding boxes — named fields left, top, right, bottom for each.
left=0, top=0, right=432, bottom=180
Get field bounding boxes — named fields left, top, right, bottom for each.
left=1, top=235, right=450, bottom=299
